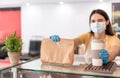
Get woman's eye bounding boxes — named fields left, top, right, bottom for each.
left=97, top=19, right=105, bottom=22
left=91, top=19, right=105, bottom=23
left=91, top=20, right=95, bottom=23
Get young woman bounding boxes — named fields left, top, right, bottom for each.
left=51, top=9, right=120, bottom=64
left=74, top=9, right=120, bottom=63
left=50, top=9, right=120, bottom=78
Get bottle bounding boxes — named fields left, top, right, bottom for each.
left=91, top=39, right=104, bottom=66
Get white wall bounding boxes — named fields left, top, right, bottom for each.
left=21, top=2, right=112, bottom=53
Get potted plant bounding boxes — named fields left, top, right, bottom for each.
left=1, top=32, right=23, bottom=65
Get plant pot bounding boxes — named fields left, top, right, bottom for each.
left=8, top=52, right=21, bottom=66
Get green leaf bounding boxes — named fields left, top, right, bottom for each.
left=1, top=32, right=23, bottom=52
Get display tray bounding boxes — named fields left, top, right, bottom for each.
left=84, top=62, right=117, bottom=74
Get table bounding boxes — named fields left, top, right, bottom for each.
left=0, top=60, right=22, bottom=78
left=17, top=59, right=120, bottom=78
left=0, top=55, right=39, bottom=78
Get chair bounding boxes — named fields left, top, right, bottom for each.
left=28, top=36, right=43, bottom=57
left=0, top=44, right=8, bottom=59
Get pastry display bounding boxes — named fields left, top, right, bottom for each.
left=84, top=62, right=117, bottom=74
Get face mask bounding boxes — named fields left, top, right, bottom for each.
left=90, top=22, right=106, bottom=34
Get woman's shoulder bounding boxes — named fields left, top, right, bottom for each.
left=108, top=35, right=120, bottom=42
left=108, top=35, right=119, bottom=39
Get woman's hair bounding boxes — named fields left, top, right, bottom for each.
left=89, top=9, right=115, bottom=36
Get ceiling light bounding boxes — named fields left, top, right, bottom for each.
left=99, top=0, right=103, bottom=2
left=26, top=3, right=30, bottom=6
left=59, top=1, right=64, bottom=5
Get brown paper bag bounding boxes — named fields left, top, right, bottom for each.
left=41, top=38, right=74, bottom=65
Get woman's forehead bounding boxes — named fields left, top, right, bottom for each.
left=91, top=13, right=105, bottom=20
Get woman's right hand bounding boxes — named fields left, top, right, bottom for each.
left=50, top=35, right=60, bottom=42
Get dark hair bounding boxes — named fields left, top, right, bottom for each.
left=89, top=9, right=115, bottom=36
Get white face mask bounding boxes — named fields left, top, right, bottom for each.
left=90, top=22, right=106, bottom=34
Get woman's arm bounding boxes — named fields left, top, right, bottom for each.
left=108, top=36, right=120, bottom=61
left=108, top=45, right=120, bottom=61
left=74, top=38, right=82, bottom=48
left=74, top=32, right=91, bottom=54
left=74, top=33, right=90, bottom=48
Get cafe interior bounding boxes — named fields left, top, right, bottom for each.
left=0, top=0, right=120, bottom=78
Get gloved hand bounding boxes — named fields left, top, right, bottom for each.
left=99, top=49, right=109, bottom=65
left=50, top=35, right=60, bottom=42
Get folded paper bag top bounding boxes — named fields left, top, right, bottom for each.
left=40, top=38, right=74, bottom=66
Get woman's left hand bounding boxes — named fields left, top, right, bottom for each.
left=99, top=49, right=109, bottom=65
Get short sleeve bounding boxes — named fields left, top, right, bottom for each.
left=110, top=36, right=120, bottom=47
left=75, top=32, right=92, bottom=51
